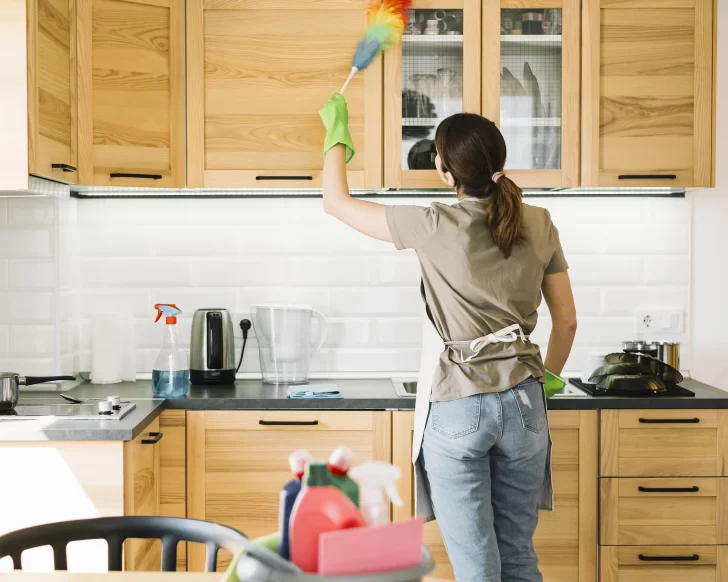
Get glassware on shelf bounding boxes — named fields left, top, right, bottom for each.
left=436, top=68, right=463, bottom=118
left=409, top=74, right=438, bottom=119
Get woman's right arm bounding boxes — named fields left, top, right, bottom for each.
left=542, top=271, right=577, bottom=375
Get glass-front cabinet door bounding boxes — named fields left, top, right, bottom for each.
left=482, top=0, right=580, bottom=187
left=384, top=0, right=481, bottom=188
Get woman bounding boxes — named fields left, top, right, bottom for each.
left=320, top=94, right=577, bottom=582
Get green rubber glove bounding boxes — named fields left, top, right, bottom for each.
left=319, top=93, right=355, bottom=163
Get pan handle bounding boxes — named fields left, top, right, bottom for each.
left=21, top=376, right=76, bottom=386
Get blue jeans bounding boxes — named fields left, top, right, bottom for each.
left=422, top=378, right=549, bottom=582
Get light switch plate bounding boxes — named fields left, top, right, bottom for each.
left=635, top=309, right=684, bottom=334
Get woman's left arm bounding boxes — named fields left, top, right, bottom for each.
left=322, top=144, right=392, bottom=243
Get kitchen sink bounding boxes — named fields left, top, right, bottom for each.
left=393, top=379, right=589, bottom=398
left=392, top=379, right=417, bottom=397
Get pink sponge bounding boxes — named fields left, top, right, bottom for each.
left=318, top=517, right=424, bottom=576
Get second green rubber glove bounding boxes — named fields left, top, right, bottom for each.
left=319, top=93, right=356, bottom=164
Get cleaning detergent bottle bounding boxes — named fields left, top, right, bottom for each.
left=289, top=461, right=365, bottom=573
left=350, top=461, right=404, bottom=526
left=327, top=446, right=359, bottom=507
left=279, top=449, right=312, bottom=560
left=152, top=304, right=189, bottom=398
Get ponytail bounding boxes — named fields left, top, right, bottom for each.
left=483, top=176, right=524, bottom=258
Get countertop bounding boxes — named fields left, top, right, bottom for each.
left=1, top=377, right=726, bottom=442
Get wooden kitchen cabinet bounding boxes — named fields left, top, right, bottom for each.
left=392, top=410, right=598, bottom=582
left=27, top=0, right=79, bottom=184
left=581, top=0, right=714, bottom=187
left=186, top=0, right=383, bottom=189
left=384, top=0, right=481, bottom=188
left=76, top=0, right=185, bottom=188
left=186, top=410, right=392, bottom=572
left=600, top=546, right=728, bottom=582
left=482, top=0, right=580, bottom=188
left=600, top=409, right=728, bottom=478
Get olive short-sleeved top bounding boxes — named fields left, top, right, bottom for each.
left=386, top=199, right=568, bottom=402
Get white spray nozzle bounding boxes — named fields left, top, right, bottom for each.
left=289, top=449, right=313, bottom=479
left=350, top=461, right=403, bottom=524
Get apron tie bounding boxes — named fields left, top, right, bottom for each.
left=444, top=324, right=528, bottom=363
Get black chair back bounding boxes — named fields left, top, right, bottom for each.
left=0, top=516, right=248, bottom=572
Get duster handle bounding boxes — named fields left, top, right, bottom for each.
left=340, top=67, right=358, bottom=95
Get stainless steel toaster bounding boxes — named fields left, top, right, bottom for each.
left=190, top=309, right=236, bottom=384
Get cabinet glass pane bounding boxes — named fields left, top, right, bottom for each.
left=500, top=9, right=562, bottom=170
left=402, top=9, right=464, bottom=171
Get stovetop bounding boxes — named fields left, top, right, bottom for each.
left=569, top=379, right=695, bottom=398
left=0, top=402, right=136, bottom=420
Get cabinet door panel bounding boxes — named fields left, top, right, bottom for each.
left=600, top=546, right=728, bottom=582
left=391, top=410, right=596, bottom=582
left=28, top=0, right=78, bottom=183
left=188, top=0, right=382, bottom=189
left=581, top=0, right=713, bottom=187
left=77, top=0, right=184, bottom=187
left=600, top=410, right=728, bottom=478
left=186, top=411, right=391, bottom=572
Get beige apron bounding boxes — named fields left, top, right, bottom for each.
left=412, top=310, right=554, bottom=522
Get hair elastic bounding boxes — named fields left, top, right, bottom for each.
left=492, top=172, right=505, bottom=183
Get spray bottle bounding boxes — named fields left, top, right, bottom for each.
left=349, top=461, right=404, bottom=526
left=327, top=446, right=359, bottom=507
left=152, top=304, right=189, bottom=398
left=279, top=449, right=312, bottom=560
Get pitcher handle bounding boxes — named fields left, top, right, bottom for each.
left=310, top=309, right=328, bottom=354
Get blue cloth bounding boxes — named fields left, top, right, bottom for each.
left=422, top=378, right=549, bottom=582
left=287, top=384, right=343, bottom=399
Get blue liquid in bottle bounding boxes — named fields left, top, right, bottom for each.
left=152, top=370, right=189, bottom=398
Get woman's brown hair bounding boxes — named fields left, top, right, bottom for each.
left=435, top=113, right=524, bottom=258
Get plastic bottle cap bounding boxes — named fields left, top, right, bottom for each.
left=327, top=446, right=353, bottom=477
left=166, top=316, right=177, bottom=324
left=289, top=449, right=313, bottom=479
left=304, top=462, right=331, bottom=487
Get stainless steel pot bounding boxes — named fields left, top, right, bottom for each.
left=0, top=373, right=76, bottom=411
left=622, top=341, right=680, bottom=369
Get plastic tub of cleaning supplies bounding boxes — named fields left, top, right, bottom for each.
left=236, top=538, right=434, bottom=582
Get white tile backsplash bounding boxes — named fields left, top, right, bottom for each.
left=0, top=196, right=692, bottom=376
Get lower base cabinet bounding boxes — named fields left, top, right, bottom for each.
left=392, top=410, right=598, bottom=582
left=186, top=410, right=392, bottom=572
left=600, top=546, right=728, bottom=582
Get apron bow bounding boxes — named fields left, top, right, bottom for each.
left=445, top=323, right=528, bottom=363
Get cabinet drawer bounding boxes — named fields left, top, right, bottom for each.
left=600, top=546, right=728, bottom=582
left=600, top=478, right=728, bottom=546
left=601, top=410, right=728, bottom=477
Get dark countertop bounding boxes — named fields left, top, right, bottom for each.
left=1, top=377, right=726, bottom=442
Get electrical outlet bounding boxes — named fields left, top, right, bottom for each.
left=635, top=309, right=683, bottom=334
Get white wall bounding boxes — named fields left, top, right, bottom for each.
left=63, top=195, right=690, bottom=377
left=690, top=0, right=727, bottom=389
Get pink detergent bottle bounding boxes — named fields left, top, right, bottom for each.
left=289, top=461, right=364, bottom=573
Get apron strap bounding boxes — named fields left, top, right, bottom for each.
left=445, top=324, right=529, bottom=363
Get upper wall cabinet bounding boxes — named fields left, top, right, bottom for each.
left=27, top=0, right=78, bottom=184
left=76, top=0, right=185, bottom=188
left=384, top=0, right=481, bottom=188
left=186, top=0, right=383, bottom=190
left=482, top=0, right=580, bottom=188
left=581, top=0, right=714, bottom=188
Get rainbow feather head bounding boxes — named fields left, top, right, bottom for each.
left=352, top=0, right=412, bottom=71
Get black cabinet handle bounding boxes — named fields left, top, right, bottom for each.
left=255, top=176, right=313, bottom=181
left=639, top=417, right=700, bottom=424
left=110, top=172, right=162, bottom=180
left=259, top=420, right=319, bottom=426
left=638, top=485, right=699, bottom=493
left=638, top=554, right=699, bottom=562
left=618, top=174, right=677, bottom=180
left=52, top=163, right=77, bottom=173
left=142, top=431, right=163, bottom=444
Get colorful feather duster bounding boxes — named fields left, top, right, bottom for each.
left=340, top=0, right=412, bottom=94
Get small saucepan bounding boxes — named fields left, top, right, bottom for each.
left=0, top=373, right=76, bottom=411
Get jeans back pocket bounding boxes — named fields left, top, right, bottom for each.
left=431, top=395, right=481, bottom=439
left=513, top=380, right=547, bottom=434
